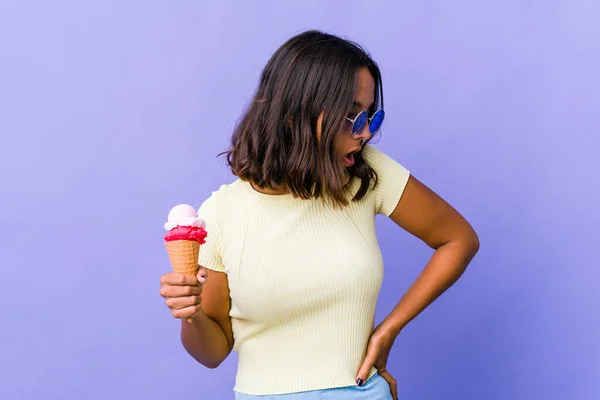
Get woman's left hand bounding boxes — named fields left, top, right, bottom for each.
left=355, top=324, right=398, bottom=400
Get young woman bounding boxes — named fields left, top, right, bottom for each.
left=159, top=30, right=479, bottom=400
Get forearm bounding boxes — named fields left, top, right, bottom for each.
left=180, top=311, right=232, bottom=368
left=381, top=238, right=479, bottom=336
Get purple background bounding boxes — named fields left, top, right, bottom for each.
left=1, top=1, right=598, bottom=399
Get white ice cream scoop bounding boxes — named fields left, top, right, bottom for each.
left=164, top=204, right=206, bottom=231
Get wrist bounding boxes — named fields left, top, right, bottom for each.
left=182, top=309, right=207, bottom=329
left=379, top=317, right=406, bottom=338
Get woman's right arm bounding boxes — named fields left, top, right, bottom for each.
left=160, top=266, right=234, bottom=369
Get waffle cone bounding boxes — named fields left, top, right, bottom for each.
left=165, top=240, right=200, bottom=275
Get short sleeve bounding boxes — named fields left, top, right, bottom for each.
left=197, top=193, right=226, bottom=273
left=362, top=144, right=411, bottom=216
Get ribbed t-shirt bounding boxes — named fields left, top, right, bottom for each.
left=197, top=144, right=410, bottom=395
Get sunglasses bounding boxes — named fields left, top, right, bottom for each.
left=345, top=109, right=385, bottom=135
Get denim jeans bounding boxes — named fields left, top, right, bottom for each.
left=234, top=373, right=393, bottom=400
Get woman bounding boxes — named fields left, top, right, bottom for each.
left=159, top=30, right=479, bottom=400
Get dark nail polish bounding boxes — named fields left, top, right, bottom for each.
left=356, top=378, right=364, bottom=386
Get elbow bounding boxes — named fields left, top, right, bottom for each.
left=432, top=226, right=480, bottom=257
left=203, top=360, right=223, bottom=369
left=190, top=353, right=226, bottom=369
left=464, top=228, right=480, bottom=259
left=181, top=339, right=228, bottom=370
left=442, top=227, right=479, bottom=260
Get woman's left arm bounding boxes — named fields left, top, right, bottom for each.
left=356, top=175, right=480, bottom=397
left=382, top=174, right=480, bottom=334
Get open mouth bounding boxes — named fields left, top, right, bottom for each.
left=342, top=150, right=358, bottom=167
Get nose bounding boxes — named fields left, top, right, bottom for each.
left=356, top=123, right=372, bottom=141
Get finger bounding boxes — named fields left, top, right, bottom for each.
left=160, top=284, right=202, bottom=298
left=172, top=303, right=202, bottom=319
left=165, top=295, right=201, bottom=310
left=378, top=369, right=398, bottom=400
left=197, top=267, right=209, bottom=284
left=161, top=272, right=199, bottom=286
left=355, top=352, right=377, bottom=386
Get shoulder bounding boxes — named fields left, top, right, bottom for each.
left=197, top=179, right=245, bottom=220
left=360, top=143, right=411, bottom=216
left=361, top=144, right=408, bottom=173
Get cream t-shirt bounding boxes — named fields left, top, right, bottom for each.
left=198, top=144, right=410, bottom=395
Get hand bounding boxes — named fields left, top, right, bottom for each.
left=159, top=268, right=208, bottom=320
left=356, top=324, right=398, bottom=400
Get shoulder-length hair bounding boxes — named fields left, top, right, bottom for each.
left=221, top=30, right=383, bottom=207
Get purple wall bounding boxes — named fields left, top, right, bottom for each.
left=1, top=1, right=598, bottom=399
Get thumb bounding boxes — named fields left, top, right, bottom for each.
left=196, top=267, right=208, bottom=285
left=355, top=351, right=377, bottom=386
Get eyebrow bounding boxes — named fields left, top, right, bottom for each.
left=353, top=100, right=375, bottom=111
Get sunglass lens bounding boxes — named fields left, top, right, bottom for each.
left=352, top=111, right=368, bottom=134
left=369, top=110, right=385, bottom=133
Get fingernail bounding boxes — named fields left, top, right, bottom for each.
left=356, top=378, right=364, bottom=386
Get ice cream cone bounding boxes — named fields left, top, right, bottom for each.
left=163, top=204, right=207, bottom=323
left=165, top=240, right=200, bottom=274
left=165, top=240, right=200, bottom=323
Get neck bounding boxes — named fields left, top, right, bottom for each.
left=250, top=182, right=290, bottom=196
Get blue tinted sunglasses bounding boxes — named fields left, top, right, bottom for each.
left=346, top=109, right=385, bottom=135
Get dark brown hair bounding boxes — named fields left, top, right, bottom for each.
left=221, top=30, right=383, bottom=207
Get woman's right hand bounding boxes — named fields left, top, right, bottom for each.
left=159, top=268, right=208, bottom=320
